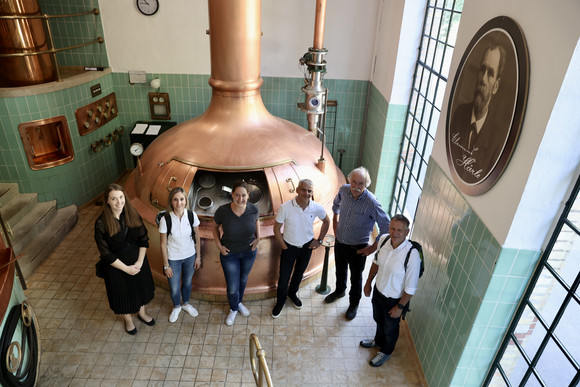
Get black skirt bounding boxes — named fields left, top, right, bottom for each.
left=103, top=242, right=155, bottom=315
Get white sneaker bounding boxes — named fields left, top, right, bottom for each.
left=182, top=303, right=199, bottom=317
left=238, top=303, right=250, bottom=317
left=225, top=309, right=237, bottom=326
left=169, top=306, right=182, bottom=323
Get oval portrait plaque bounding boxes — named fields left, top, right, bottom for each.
left=446, top=16, right=529, bottom=196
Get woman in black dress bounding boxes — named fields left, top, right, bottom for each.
left=94, top=183, right=155, bottom=334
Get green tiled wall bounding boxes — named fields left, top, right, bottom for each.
left=361, top=83, right=388, bottom=195
left=0, top=72, right=127, bottom=207
left=361, top=83, right=407, bottom=208
left=408, top=160, right=540, bottom=387
left=319, top=78, right=369, bottom=174
left=40, top=0, right=109, bottom=68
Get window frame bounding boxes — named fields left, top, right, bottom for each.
left=484, top=175, right=580, bottom=387
left=390, top=0, right=463, bottom=219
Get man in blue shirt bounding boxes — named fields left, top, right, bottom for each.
left=325, top=167, right=390, bottom=320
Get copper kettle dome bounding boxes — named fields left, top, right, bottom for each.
left=125, top=0, right=344, bottom=296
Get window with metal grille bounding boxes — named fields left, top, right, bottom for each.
left=485, top=175, right=580, bottom=387
left=389, top=0, right=463, bottom=219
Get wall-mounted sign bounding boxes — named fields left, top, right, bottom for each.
left=446, top=16, right=529, bottom=196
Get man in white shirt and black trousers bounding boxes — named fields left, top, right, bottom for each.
left=271, top=179, right=330, bottom=318
left=361, top=214, right=421, bottom=367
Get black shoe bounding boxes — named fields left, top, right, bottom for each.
left=271, top=303, right=284, bottom=319
left=324, top=291, right=345, bottom=304
left=288, top=295, right=302, bottom=309
left=125, top=321, right=137, bottom=335
left=360, top=339, right=377, bottom=348
left=346, top=304, right=358, bottom=320
left=138, top=315, right=155, bottom=326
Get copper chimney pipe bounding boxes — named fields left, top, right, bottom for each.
left=125, top=0, right=344, bottom=297
left=313, top=0, right=327, bottom=50
left=208, top=0, right=262, bottom=94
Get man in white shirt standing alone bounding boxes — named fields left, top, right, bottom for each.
left=271, top=179, right=330, bottom=318
left=361, top=214, right=421, bottom=367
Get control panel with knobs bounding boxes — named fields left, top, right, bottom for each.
left=75, top=92, right=119, bottom=135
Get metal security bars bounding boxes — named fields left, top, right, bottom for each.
left=389, top=0, right=463, bottom=219
left=485, top=175, right=580, bottom=387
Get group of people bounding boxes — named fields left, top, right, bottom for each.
left=93, top=180, right=260, bottom=332
left=94, top=166, right=421, bottom=368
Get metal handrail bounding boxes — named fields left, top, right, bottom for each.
left=0, top=8, right=104, bottom=82
left=249, top=334, right=273, bottom=387
left=0, top=8, right=100, bottom=20
left=0, top=37, right=104, bottom=58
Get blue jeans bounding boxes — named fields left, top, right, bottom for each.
left=220, top=249, right=257, bottom=311
left=167, top=254, right=196, bottom=307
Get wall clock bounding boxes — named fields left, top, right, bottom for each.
left=136, top=0, right=159, bottom=16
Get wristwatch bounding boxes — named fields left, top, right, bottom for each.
left=317, top=238, right=323, bottom=244
left=397, top=303, right=405, bottom=310
left=163, top=265, right=170, bottom=270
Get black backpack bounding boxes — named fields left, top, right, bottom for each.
left=377, top=235, right=424, bottom=319
left=156, top=210, right=196, bottom=240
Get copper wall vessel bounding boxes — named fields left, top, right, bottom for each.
left=0, top=0, right=56, bottom=87
left=125, top=0, right=345, bottom=297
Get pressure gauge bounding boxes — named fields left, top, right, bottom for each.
left=130, top=143, right=144, bottom=157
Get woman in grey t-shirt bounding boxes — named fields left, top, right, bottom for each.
left=212, top=180, right=260, bottom=326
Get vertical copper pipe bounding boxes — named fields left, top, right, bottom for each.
left=313, top=0, right=327, bottom=49
left=207, top=0, right=263, bottom=94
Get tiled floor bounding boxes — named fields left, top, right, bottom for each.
left=26, top=204, right=427, bottom=386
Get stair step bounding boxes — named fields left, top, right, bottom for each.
left=0, top=193, right=38, bottom=229
left=11, top=200, right=57, bottom=255
left=0, top=183, right=19, bottom=208
left=18, top=204, right=78, bottom=279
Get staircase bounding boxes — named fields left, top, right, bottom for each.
left=0, top=183, right=78, bottom=280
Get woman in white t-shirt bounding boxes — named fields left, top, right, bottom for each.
left=159, top=187, right=202, bottom=323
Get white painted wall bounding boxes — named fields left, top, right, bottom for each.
left=430, top=0, right=580, bottom=247
left=507, top=40, right=580, bottom=249
left=99, top=0, right=210, bottom=74
left=371, top=0, right=425, bottom=105
left=99, top=0, right=380, bottom=80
